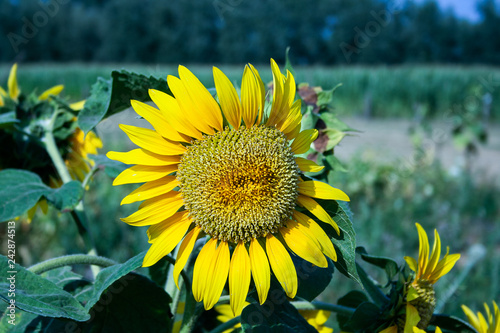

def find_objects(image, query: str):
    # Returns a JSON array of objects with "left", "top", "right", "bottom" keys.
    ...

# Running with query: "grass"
[{"left": 1, "top": 63, "right": 500, "bottom": 121}]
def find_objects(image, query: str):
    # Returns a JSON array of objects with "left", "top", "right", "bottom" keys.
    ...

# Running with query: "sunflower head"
[
  {"left": 108, "top": 59, "right": 349, "bottom": 314},
  {"left": 462, "top": 301, "right": 500, "bottom": 333},
  {"left": 403, "top": 223, "right": 460, "bottom": 329}
]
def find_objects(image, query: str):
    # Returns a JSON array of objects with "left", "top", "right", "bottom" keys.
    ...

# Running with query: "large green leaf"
[
  {"left": 431, "top": 314, "right": 478, "bottom": 332},
  {"left": 84, "top": 250, "right": 148, "bottom": 311},
  {"left": 313, "top": 199, "right": 360, "bottom": 284},
  {"left": 78, "top": 70, "right": 170, "bottom": 134},
  {"left": 44, "top": 181, "right": 84, "bottom": 212},
  {"left": 342, "top": 301, "right": 381, "bottom": 331},
  {"left": 0, "top": 256, "right": 89, "bottom": 321},
  {"left": 357, "top": 247, "right": 400, "bottom": 282},
  {"left": 336, "top": 290, "right": 369, "bottom": 329},
  {"left": 0, "top": 169, "right": 84, "bottom": 221},
  {"left": 241, "top": 283, "right": 316, "bottom": 333},
  {"left": 355, "top": 262, "right": 390, "bottom": 307},
  {"left": 292, "top": 255, "right": 334, "bottom": 302}
]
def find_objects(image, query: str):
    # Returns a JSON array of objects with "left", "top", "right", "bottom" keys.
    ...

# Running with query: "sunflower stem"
[
  {"left": 292, "top": 301, "right": 356, "bottom": 317},
  {"left": 208, "top": 316, "right": 241, "bottom": 333},
  {"left": 28, "top": 254, "right": 117, "bottom": 275},
  {"left": 42, "top": 109, "right": 97, "bottom": 256}
]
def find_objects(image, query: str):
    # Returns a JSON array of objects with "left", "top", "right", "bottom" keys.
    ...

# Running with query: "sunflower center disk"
[{"left": 177, "top": 126, "right": 299, "bottom": 243}]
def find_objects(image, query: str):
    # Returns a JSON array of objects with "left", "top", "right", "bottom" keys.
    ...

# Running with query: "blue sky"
[{"left": 436, "top": 0, "right": 481, "bottom": 20}]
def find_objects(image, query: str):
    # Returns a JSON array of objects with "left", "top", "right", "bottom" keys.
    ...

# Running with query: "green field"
[
  {"left": 2, "top": 63, "right": 500, "bottom": 121},
  {"left": 1, "top": 63, "right": 499, "bottom": 324}
]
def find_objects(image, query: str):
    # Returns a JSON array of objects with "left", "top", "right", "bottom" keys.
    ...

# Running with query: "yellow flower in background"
[
  {"left": 462, "top": 301, "right": 500, "bottom": 333},
  {"left": 7, "top": 63, "right": 20, "bottom": 100},
  {"left": 403, "top": 223, "right": 461, "bottom": 329},
  {"left": 215, "top": 302, "right": 250, "bottom": 333},
  {"left": 299, "top": 309, "right": 334, "bottom": 333},
  {"left": 108, "top": 59, "right": 349, "bottom": 314},
  {"left": 66, "top": 128, "right": 103, "bottom": 182}
]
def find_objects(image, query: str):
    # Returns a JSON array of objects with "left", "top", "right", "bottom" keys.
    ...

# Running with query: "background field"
[{"left": 1, "top": 64, "right": 499, "bottom": 322}]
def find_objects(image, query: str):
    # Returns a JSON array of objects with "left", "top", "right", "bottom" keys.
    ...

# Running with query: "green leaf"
[
  {"left": 148, "top": 256, "right": 171, "bottom": 288},
  {"left": 300, "top": 108, "right": 316, "bottom": 131},
  {"left": 336, "top": 290, "right": 369, "bottom": 329},
  {"left": 292, "top": 255, "right": 334, "bottom": 302},
  {"left": 314, "top": 199, "right": 360, "bottom": 285},
  {"left": 317, "top": 83, "right": 342, "bottom": 107},
  {"left": 0, "top": 256, "right": 90, "bottom": 321},
  {"left": 284, "top": 47, "right": 296, "bottom": 78},
  {"left": 430, "top": 314, "right": 478, "bottom": 332},
  {"left": 83, "top": 273, "right": 172, "bottom": 332},
  {"left": 324, "top": 154, "right": 348, "bottom": 173},
  {"left": 355, "top": 262, "right": 390, "bottom": 306},
  {"left": 241, "top": 283, "right": 316, "bottom": 333},
  {"left": 321, "top": 112, "right": 359, "bottom": 132},
  {"left": 322, "top": 128, "right": 347, "bottom": 150},
  {"left": 84, "top": 250, "right": 148, "bottom": 311},
  {"left": 44, "top": 181, "right": 83, "bottom": 211},
  {"left": 78, "top": 70, "right": 170, "bottom": 134},
  {"left": 90, "top": 154, "right": 128, "bottom": 178},
  {"left": 342, "top": 302, "right": 381, "bottom": 331},
  {"left": 357, "top": 247, "right": 400, "bottom": 281},
  {"left": 0, "top": 169, "right": 52, "bottom": 222},
  {"left": 0, "top": 111, "right": 18, "bottom": 127}
]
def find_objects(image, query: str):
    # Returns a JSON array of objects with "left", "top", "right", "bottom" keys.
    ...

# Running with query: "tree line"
[{"left": 1, "top": 0, "right": 500, "bottom": 65}]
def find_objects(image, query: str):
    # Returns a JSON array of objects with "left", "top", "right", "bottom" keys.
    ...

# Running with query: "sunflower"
[
  {"left": 403, "top": 223, "right": 460, "bottom": 329},
  {"left": 107, "top": 59, "right": 349, "bottom": 315},
  {"left": 462, "top": 301, "right": 500, "bottom": 333}
]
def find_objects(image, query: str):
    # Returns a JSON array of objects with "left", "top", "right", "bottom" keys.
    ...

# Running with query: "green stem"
[
  {"left": 208, "top": 316, "right": 241, "bottom": 333},
  {"left": 42, "top": 110, "right": 97, "bottom": 254},
  {"left": 292, "top": 301, "right": 356, "bottom": 317},
  {"left": 28, "top": 254, "right": 117, "bottom": 275}
]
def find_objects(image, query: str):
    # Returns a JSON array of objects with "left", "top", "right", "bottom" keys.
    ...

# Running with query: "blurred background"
[{"left": 1, "top": 0, "right": 499, "bottom": 323}]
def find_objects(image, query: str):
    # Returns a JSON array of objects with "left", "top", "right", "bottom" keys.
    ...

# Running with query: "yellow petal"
[
  {"left": 461, "top": 305, "right": 481, "bottom": 331},
  {"left": 142, "top": 214, "right": 192, "bottom": 267},
  {"left": 266, "top": 59, "right": 287, "bottom": 127},
  {"left": 298, "top": 181, "right": 350, "bottom": 202},
  {"left": 204, "top": 241, "right": 230, "bottom": 310},
  {"left": 415, "top": 223, "right": 429, "bottom": 277},
  {"left": 178, "top": 65, "right": 223, "bottom": 132},
  {"left": 248, "top": 64, "right": 266, "bottom": 125},
  {"left": 107, "top": 149, "right": 181, "bottom": 166},
  {"left": 38, "top": 85, "right": 64, "bottom": 100},
  {"left": 295, "top": 157, "right": 324, "bottom": 173},
  {"left": 213, "top": 66, "right": 242, "bottom": 129},
  {"left": 131, "top": 100, "right": 190, "bottom": 143},
  {"left": 112, "top": 164, "right": 178, "bottom": 185},
  {"left": 119, "top": 124, "right": 186, "bottom": 156},
  {"left": 122, "top": 194, "right": 184, "bottom": 226},
  {"left": 428, "top": 252, "right": 460, "bottom": 284},
  {"left": 280, "top": 223, "right": 327, "bottom": 268},
  {"left": 280, "top": 100, "right": 302, "bottom": 134},
  {"left": 0, "top": 94, "right": 4, "bottom": 107},
  {"left": 70, "top": 100, "right": 86, "bottom": 110},
  {"left": 147, "top": 211, "right": 190, "bottom": 242},
  {"left": 296, "top": 195, "right": 339, "bottom": 234},
  {"left": 148, "top": 89, "right": 203, "bottom": 140},
  {"left": 265, "top": 234, "right": 297, "bottom": 299},
  {"left": 8, "top": 63, "right": 20, "bottom": 100},
  {"left": 293, "top": 211, "right": 337, "bottom": 261},
  {"left": 173, "top": 226, "right": 201, "bottom": 289},
  {"left": 249, "top": 238, "right": 270, "bottom": 304},
  {"left": 229, "top": 242, "right": 251, "bottom": 316},
  {"left": 241, "top": 65, "right": 263, "bottom": 127},
  {"left": 291, "top": 129, "right": 318, "bottom": 154},
  {"left": 120, "top": 176, "right": 179, "bottom": 205},
  {"left": 0, "top": 86, "right": 7, "bottom": 97},
  {"left": 193, "top": 238, "right": 217, "bottom": 302},
  {"left": 273, "top": 71, "right": 296, "bottom": 129},
  {"left": 423, "top": 228, "right": 442, "bottom": 278},
  {"left": 404, "top": 256, "right": 418, "bottom": 273},
  {"left": 168, "top": 74, "right": 215, "bottom": 135}
]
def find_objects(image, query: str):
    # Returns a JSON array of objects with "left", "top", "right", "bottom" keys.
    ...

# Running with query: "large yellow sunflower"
[{"left": 107, "top": 59, "right": 349, "bottom": 315}]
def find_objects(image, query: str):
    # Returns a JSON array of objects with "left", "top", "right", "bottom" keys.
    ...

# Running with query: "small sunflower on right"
[{"left": 462, "top": 301, "right": 500, "bottom": 333}]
